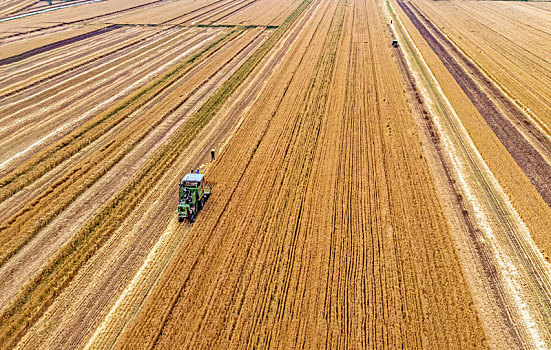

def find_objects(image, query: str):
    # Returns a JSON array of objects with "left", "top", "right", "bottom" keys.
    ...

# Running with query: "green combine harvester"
[{"left": 177, "top": 173, "right": 211, "bottom": 222}]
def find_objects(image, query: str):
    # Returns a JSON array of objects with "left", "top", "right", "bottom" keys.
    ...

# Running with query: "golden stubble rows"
[{"left": 116, "top": 0, "right": 486, "bottom": 348}]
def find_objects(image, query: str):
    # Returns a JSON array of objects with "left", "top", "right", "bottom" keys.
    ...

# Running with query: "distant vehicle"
[
  {"left": 177, "top": 173, "right": 211, "bottom": 222},
  {"left": 392, "top": 39, "right": 399, "bottom": 48}
]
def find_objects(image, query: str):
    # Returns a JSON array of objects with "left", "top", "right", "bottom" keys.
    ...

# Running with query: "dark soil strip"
[
  {"left": 398, "top": 0, "right": 551, "bottom": 207},
  {"left": 0, "top": 24, "right": 121, "bottom": 67},
  {"left": 0, "top": 0, "right": 96, "bottom": 21},
  {"left": 409, "top": 3, "right": 551, "bottom": 160}
]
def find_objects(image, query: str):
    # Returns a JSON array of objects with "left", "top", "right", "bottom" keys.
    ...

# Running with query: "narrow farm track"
[
  {"left": 13, "top": 29, "right": 273, "bottom": 350},
  {"left": 86, "top": 0, "right": 323, "bottom": 346},
  {"left": 406, "top": 0, "right": 551, "bottom": 128},
  {"left": 0, "top": 28, "right": 244, "bottom": 270},
  {"left": 0, "top": 0, "right": 174, "bottom": 39},
  {"left": 4, "top": 0, "right": 551, "bottom": 348},
  {"left": 0, "top": 0, "right": 34, "bottom": 18},
  {"left": 0, "top": 28, "right": 221, "bottom": 168},
  {"left": 118, "top": 0, "right": 485, "bottom": 348}
]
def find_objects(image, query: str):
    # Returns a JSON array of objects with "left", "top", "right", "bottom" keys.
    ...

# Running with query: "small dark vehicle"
[
  {"left": 177, "top": 173, "right": 211, "bottom": 222},
  {"left": 392, "top": 39, "right": 399, "bottom": 48}
]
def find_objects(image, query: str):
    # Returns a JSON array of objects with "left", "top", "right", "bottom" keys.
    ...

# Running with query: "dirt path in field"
[
  {"left": 0, "top": 29, "right": 233, "bottom": 268},
  {"left": 0, "top": 0, "right": 34, "bottom": 19},
  {"left": 116, "top": 0, "right": 486, "bottom": 348},
  {"left": 0, "top": 0, "right": 173, "bottom": 39},
  {"left": 0, "top": 27, "right": 223, "bottom": 172},
  {"left": 388, "top": 0, "right": 551, "bottom": 347}
]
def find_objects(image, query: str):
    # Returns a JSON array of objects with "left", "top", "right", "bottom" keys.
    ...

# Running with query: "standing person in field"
[{"left": 211, "top": 148, "right": 215, "bottom": 162}]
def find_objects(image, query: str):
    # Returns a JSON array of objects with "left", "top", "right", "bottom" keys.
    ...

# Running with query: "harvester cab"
[{"left": 177, "top": 173, "right": 211, "bottom": 222}]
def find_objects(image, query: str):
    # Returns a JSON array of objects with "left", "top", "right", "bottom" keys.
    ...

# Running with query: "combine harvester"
[{"left": 177, "top": 172, "right": 211, "bottom": 222}]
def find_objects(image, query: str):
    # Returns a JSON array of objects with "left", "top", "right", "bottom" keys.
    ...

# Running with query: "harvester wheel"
[
  {"left": 178, "top": 216, "right": 183, "bottom": 223},
  {"left": 200, "top": 197, "right": 205, "bottom": 209},
  {"left": 190, "top": 213, "right": 196, "bottom": 223}
]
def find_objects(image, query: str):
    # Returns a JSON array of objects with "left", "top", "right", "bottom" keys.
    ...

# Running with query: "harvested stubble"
[
  {"left": 0, "top": 29, "right": 243, "bottom": 267},
  {"left": 0, "top": 28, "right": 234, "bottom": 201},
  {"left": 0, "top": 0, "right": 313, "bottom": 347},
  {"left": 408, "top": 0, "right": 551, "bottom": 127},
  {"left": 117, "top": 0, "right": 486, "bottom": 348}
]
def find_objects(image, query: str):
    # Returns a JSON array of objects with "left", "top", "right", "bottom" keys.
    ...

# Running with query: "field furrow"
[
  {"left": 12, "top": 29, "right": 273, "bottom": 350},
  {"left": 398, "top": 1, "right": 551, "bottom": 208},
  {"left": 387, "top": 0, "right": 551, "bottom": 346},
  {"left": 0, "top": 1, "right": 313, "bottom": 347}
]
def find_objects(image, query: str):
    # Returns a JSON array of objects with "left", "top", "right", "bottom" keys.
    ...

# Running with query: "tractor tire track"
[
  {"left": 0, "top": 28, "right": 210, "bottom": 161},
  {"left": 117, "top": 0, "right": 485, "bottom": 348},
  {"left": 0, "top": 0, "right": 312, "bottom": 346},
  {"left": 85, "top": 9, "right": 302, "bottom": 345},
  {"left": 0, "top": 28, "right": 264, "bottom": 314},
  {"left": 12, "top": 29, "right": 269, "bottom": 350},
  {"left": 0, "top": 0, "right": 171, "bottom": 40},
  {"left": 0, "top": 29, "right": 240, "bottom": 270}
]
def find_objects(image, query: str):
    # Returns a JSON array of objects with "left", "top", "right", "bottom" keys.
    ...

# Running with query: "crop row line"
[
  {"left": 0, "top": 28, "right": 198, "bottom": 128},
  {"left": 0, "top": 0, "right": 254, "bottom": 97},
  {"left": 0, "top": 25, "right": 121, "bottom": 67},
  {"left": 108, "top": 23, "right": 279, "bottom": 29},
  {"left": 0, "top": 0, "right": 170, "bottom": 40},
  {"left": 119, "top": 0, "right": 342, "bottom": 346},
  {"left": 0, "top": 26, "right": 168, "bottom": 99}
]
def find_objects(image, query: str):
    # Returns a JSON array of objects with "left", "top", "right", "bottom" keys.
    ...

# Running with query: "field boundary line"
[{"left": 407, "top": 2, "right": 551, "bottom": 141}]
